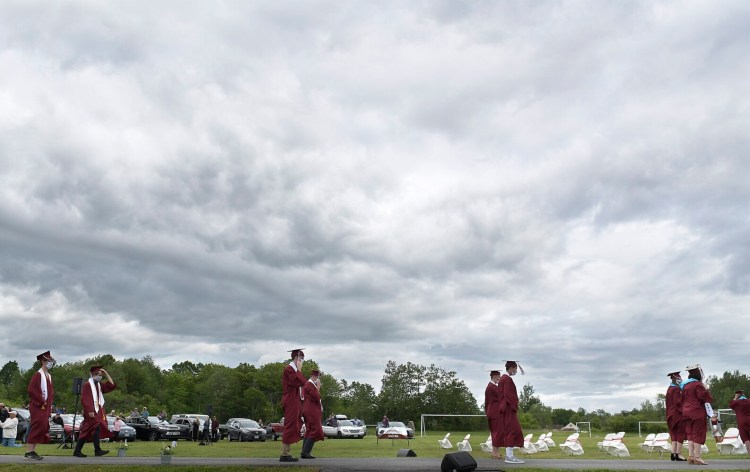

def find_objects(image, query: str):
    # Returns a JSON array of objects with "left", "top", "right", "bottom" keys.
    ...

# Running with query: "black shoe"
[
  {"left": 24, "top": 452, "right": 43, "bottom": 460},
  {"left": 73, "top": 452, "right": 87, "bottom": 458},
  {"left": 95, "top": 450, "right": 110, "bottom": 456},
  {"left": 300, "top": 453, "right": 316, "bottom": 459},
  {"left": 675, "top": 455, "right": 687, "bottom": 461},
  {"left": 670, "top": 453, "right": 676, "bottom": 461},
  {"left": 279, "top": 455, "right": 299, "bottom": 462}
]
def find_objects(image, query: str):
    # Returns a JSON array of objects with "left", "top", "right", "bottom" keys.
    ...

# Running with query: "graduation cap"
[
  {"left": 288, "top": 348, "right": 305, "bottom": 359},
  {"left": 310, "top": 369, "right": 320, "bottom": 376},
  {"left": 36, "top": 351, "right": 54, "bottom": 362},
  {"left": 667, "top": 371, "right": 681, "bottom": 378},
  {"left": 90, "top": 365, "right": 104, "bottom": 374}
]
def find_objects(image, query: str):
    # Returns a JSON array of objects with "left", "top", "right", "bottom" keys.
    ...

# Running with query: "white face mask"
[
  {"left": 45, "top": 361, "right": 54, "bottom": 369},
  {"left": 93, "top": 375, "right": 103, "bottom": 382}
]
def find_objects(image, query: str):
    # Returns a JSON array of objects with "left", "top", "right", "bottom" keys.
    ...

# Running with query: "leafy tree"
[{"left": 519, "top": 383, "right": 541, "bottom": 413}]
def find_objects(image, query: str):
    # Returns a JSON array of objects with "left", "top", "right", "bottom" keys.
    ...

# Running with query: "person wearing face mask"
[
  {"left": 73, "top": 365, "right": 116, "bottom": 458},
  {"left": 498, "top": 360, "right": 525, "bottom": 464},
  {"left": 665, "top": 371, "right": 687, "bottom": 461},
  {"left": 25, "top": 351, "right": 56, "bottom": 460},
  {"left": 485, "top": 370, "right": 504, "bottom": 459},
  {"left": 279, "top": 348, "right": 307, "bottom": 462},
  {"left": 301, "top": 369, "right": 324, "bottom": 459},
  {"left": 681, "top": 364, "right": 713, "bottom": 465}
]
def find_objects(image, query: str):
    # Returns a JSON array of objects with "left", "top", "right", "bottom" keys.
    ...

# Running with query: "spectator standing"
[
  {"left": 381, "top": 414, "right": 389, "bottom": 427},
  {"left": 112, "top": 416, "right": 124, "bottom": 439},
  {"left": 0, "top": 411, "right": 21, "bottom": 447},
  {"left": 192, "top": 417, "right": 200, "bottom": 441},
  {"left": 211, "top": 416, "right": 219, "bottom": 441},
  {"left": 665, "top": 371, "right": 687, "bottom": 461},
  {"left": 279, "top": 348, "right": 307, "bottom": 462},
  {"left": 729, "top": 390, "right": 750, "bottom": 456},
  {"left": 202, "top": 415, "right": 210, "bottom": 442},
  {"left": 140, "top": 406, "right": 149, "bottom": 419},
  {"left": 681, "top": 364, "right": 714, "bottom": 465},
  {"left": 485, "top": 369, "right": 504, "bottom": 459},
  {"left": 158, "top": 410, "right": 167, "bottom": 421},
  {"left": 0, "top": 403, "right": 8, "bottom": 442},
  {"left": 301, "top": 369, "right": 324, "bottom": 459},
  {"left": 25, "top": 350, "right": 55, "bottom": 460},
  {"left": 129, "top": 408, "right": 139, "bottom": 418},
  {"left": 499, "top": 360, "right": 525, "bottom": 464},
  {"left": 74, "top": 365, "right": 116, "bottom": 457}
]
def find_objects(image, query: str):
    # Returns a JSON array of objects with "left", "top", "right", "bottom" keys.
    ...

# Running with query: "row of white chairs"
[
  {"left": 439, "top": 432, "right": 558, "bottom": 454},
  {"left": 442, "top": 428, "right": 748, "bottom": 457}
]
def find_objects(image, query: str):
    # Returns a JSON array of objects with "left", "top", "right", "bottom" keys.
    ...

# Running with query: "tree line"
[
  {"left": 0, "top": 355, "right": 479, "bottom": 427},
  {"left": 1, "top": 355, "right": 746, "bottom": 432}
]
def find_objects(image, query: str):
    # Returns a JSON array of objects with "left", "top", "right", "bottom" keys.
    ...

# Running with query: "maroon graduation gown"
[
  {"left": 26, "top": 370, "right": 54, "bottom": 444},
  {"left": 498, "top": 374, "right": 523, "bottom": 447},
  {"left": 485, "top": 381, "right": 503, "bottom": 447},
  {"left": 281, "top": 364, "right": 307, "bottom": 444},
  {"left": 302, "top": 380, "right": 325, "bottom": 441},
  {"left": 78, "top": 380, "right": 116, "bottom": 440}
]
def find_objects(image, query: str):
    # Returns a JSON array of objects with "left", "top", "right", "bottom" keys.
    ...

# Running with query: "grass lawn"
[{"left": 0, "top": 429, "right": 746, "bottom": 471}]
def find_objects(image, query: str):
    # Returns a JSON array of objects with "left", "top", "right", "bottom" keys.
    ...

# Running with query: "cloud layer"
[{"left": 1, "top": 1, "right": 749, "bottom": 412}]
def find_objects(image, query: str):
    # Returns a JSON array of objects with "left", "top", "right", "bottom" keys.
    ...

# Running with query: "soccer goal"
[
  {"left": 717, "top": 409, "right": 737, "bottom": 430},
  {"left": 575, "top": 421, "right": 592, "bottom": 437},
  {"left": 419, "top": 414, "right": 486, "bottom": 437}
]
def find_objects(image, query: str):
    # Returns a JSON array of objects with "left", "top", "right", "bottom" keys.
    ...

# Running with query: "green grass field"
[{"left": 0, "top": 429, "right": 746, "bottom": 471}]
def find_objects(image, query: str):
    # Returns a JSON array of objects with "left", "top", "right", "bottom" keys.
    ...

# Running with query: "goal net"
[{"left": 717, "top": 409, "right": 737, "bottom": 431}]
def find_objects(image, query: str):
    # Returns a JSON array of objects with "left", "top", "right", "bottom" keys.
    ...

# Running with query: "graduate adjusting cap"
[
  {"left": 288, "top": 348, "right": 305, "bottom": 359},
  {"left": 504, "top": 360, "right": 525, "bottom": 375},
  {"left": 90, "top": 365, "right": 104, "bottom": 374},
  {"left": 36, "top": 351, "right": 54, "bottom": 361}
]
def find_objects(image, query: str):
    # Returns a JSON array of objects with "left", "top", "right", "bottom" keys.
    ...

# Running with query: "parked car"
[
  {"left": 170, "top": 417, "right": 199, "bottom": 440},
  {"left": 376, "top": 421, "right": 414, "bottom": 439},
  {"left": 226, "top": 418, "right": 266, "bottom": 442},
  {"left": 125, "top": 416, "right": 181, "bottom": 441},
  {"left": 107, "top": 416, "right": 137, "bottom": 441},
  {"left": 323, "top": 418, "right": 366, "bottom": 439},
  {"left": 265, "top": 420, "right": 283, "bottom": 441},
  {"left": 349, "top": 418, "right": 367, "bottom": 436},
  {"left": 59, "top": 413, "right": 83, "bottom": 437},
  {"left": 48, "top": 418, "right": 64, "bottom": 443}
]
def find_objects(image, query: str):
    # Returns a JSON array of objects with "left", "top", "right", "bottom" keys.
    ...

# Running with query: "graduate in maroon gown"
[
  {"left": 498, "top": 360, "right": 525, "bottom": 464},
  {"left": 301, "top": 369, "right": 324, "bottom": 459},
  {"left": 681, "top": 364, "right": 713, "bottom": 465},
  {"left": 729, "top": 390, "right": 750, "bottom": 455},
  {"left": 74, "top": 365, "right": 117, "bottom": 457},
  {"left": 484, "top": 370, "right": 503, "bottom": 459},
  {"left": 25, "top": 350, "right": 55, "bottom": 460},
  {"left": 665, "top": 371, "right": 687, "bottom": 461},
  {"left": 280, "top": 348, "right": 307, "bottom": 462}
]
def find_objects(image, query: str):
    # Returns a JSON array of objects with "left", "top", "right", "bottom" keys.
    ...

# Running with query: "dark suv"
[{"left": 125, "top": 416, "right": 181, "bottom": 441}]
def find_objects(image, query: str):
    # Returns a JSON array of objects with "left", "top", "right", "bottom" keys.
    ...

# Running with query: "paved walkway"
[{"left": 1, "top": 455, "right": 749, "bottom": 470}]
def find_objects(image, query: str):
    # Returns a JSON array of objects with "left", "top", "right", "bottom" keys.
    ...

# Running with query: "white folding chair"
[
  {"left": 533, "top": 433, "right": 549, "bottom": 452},
  {"left": 560, "top": 432, "right": 584, "bottom": 455},
  {"left": 438, "top": 432, "right": 452, "bottom": 449},
  {"left": 457, "top": 434, "right": 472, "bottom": 452},
  {"left": 717, "top": 428, "right": 748, "bottom": 455},
  {"left": 479, "top": 435, "right": 493, "bottom": 453}
]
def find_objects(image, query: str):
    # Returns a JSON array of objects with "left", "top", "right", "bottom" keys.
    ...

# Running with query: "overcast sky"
[{"left": 1, "top": 1, "right": 748, "bottom": 414}]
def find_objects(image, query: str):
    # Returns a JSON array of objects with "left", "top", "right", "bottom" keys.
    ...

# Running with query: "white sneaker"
[{"left": 504, "top": 456, "right": 525, "bottom": 464}]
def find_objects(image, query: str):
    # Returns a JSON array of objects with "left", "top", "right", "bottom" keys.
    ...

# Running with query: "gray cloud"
[{"left": 1, "top": 0, "right": 748, "bottom": 412}]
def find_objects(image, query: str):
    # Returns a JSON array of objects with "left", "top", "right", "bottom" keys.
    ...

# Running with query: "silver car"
[{"left": 322, "top": 419, "right": 366, "bottom": 439}]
